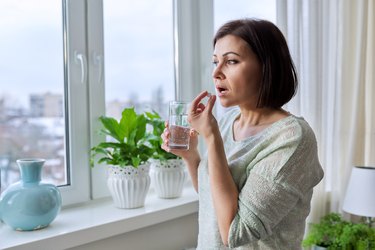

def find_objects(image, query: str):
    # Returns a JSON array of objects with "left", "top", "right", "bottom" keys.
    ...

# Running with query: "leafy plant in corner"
[
  {"left": 145, "top": 110, "right": 180, "bottom": 161},
  {"left": 303, "top": 213, "right": 349, "bottom": 249},
  {"left": 303, "top": 212, "right": 375, "bottom": 249},
  {"left": 90, "top": 107, "right": 154, "bottom": 168},
  {"left": 339, "top": 223, "right": 375, "bottom": 250}
]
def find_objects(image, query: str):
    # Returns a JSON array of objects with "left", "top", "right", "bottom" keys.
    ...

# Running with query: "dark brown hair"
[{"left": 213, "top": 19, "right": 298, "bottom": 108}]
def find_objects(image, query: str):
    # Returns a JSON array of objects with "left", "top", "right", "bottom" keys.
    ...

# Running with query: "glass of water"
[{"left": 168, "top": 101, "right": 190, "bottom": 150}]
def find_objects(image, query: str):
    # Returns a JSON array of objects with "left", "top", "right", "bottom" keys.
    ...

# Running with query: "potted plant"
[
  {"left": 90, "top": 107, "right": 154, "bottom": 209},
  {"left": 303, "top": 213, "right": 375, "bottom": 250},
  {"left": 145, "top": 111, "right": 186, "bottom": 199}
]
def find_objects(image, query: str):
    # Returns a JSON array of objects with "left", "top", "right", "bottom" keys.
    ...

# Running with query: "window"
[
  {"left": 0, "top": 0, "right": 276, "bottom": 205},
  {"left": 0, "top": 0, "right": 90, "bottom": 205},
  {"left": 0, "top": 0, "right": 67, "bottom": 190}
]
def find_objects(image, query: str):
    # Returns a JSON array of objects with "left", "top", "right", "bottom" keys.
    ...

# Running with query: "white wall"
[{"left": 68, "top": 213, "right": 198, "bottom": 250}]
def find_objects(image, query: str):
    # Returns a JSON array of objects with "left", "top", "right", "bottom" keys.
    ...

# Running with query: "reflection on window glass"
[
  {"left": 0, "top": 0, "right": 67, "bottom": 192},
  {"left": 103, "top": 0, "right": 174, "bottom": 120}
]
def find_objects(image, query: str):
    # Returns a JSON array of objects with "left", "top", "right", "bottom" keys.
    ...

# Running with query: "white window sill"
[{"left": 0, "top": 186, "right": 198, "bottom": 250}]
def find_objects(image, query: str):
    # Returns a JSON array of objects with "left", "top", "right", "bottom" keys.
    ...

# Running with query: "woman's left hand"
[{"left": 188, "top": 90, "right": 218, "bottom": 139}]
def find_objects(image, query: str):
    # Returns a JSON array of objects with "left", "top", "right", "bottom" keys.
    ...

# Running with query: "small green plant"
[
  {"left": 90, "top": 107, "right": 154, "bottom": 168},
  {"left": 339, "top": 223, "right": 375, "bottom": 250},
  {"left": 303, "top": 213, "right": 349, "bottom": 248},
  {"left": 303, "top": 213, "right": 375, "bottom": 249},
  {"left": 145, "top": 110, "right": 180, "bottom": 161}
]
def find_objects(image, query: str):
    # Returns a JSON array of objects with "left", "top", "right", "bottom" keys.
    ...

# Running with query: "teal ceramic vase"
[{"left": 0, "top": 158, "right": 62, "bottom": 231}]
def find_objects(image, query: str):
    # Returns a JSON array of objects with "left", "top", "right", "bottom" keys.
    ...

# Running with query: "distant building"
[
  {"left": 30, "top": 93, "right": 63, "bottom": 117},
  {"left": 0, "top": 96, "right": 25, "bottom": 121}
]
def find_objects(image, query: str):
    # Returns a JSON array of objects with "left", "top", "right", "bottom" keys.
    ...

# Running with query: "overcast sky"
[{"left": 0, "top": 0, "right": 275, "bottom": 108}]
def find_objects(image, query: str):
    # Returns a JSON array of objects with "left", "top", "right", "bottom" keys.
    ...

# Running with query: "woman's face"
[{"left": 212, "top": 35, "right": 262, "bottom": 108}]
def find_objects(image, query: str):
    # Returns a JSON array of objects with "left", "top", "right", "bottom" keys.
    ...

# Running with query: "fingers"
[
  {"left": 161, "top": 142, "right": 170, "bottom": 152},
  {"left": 161, "top": 130, "right": 167, "bottom": 142},
  {"left": 161, "top": 121, "right": 170, "bottom": 151},
  {"left": 196, "top": 103, "right": 205, "bottom": 113},
  {"left": 190, "top": 91, "right": 209, "bottom": 113},
  {"left": 205, "top": 95, "right": 216, "bottom": 114},
  {"left": 190, "top": 129, "right": 199, "bottom": 137},
  {"left": 161, "top": 120, "right": 172, "bottom": 140},
  {"left": 190, "top": 91, "right": 217, "bottom": 117},
  {"left": 161, "top": 133, "right": 173, "bottom": 153}
]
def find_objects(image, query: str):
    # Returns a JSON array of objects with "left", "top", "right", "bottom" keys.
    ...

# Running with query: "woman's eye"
[
  {"left": 227, "top": 60, "right": 238, "bottom": 65},
  {"left": 212, "top": 61, "right": 218, "bottom": 66}
]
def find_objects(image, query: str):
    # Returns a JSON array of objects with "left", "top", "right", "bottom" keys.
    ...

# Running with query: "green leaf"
[
  {"left": 131, "top": 157, "right": 141, "bottom": 167},
  {"left": 95, "top": 142, "right": 122, "bottom": 149},
  {"left": 128, "top": 130, "right": 137, "bottom": 146},
  {"left": 145, "top": 110, "right": 161, "bottom": 120},
  {"left": 99, "top": 116, "right": 124, "bottom": 142},
  {"left": 98, "top": 157, "right": 114, "bottom": 164},
  {"left": 135, "top": 114, "right": 147, "bottom": 142},
  {"left": 120, "top": 108, "right": 137, "bottom": 139}
]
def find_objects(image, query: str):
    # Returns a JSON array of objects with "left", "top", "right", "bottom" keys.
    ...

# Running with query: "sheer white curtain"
[{"left": 276, "top": 0, "right": 375, "bottom": 223}]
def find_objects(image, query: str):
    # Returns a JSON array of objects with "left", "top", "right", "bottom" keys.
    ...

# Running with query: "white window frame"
[
  {"left": 87, "top": 0, "right": 107, "bottom": 199},
  {"left": 59, "top": 0, "right": 91, "bottom": 205}
]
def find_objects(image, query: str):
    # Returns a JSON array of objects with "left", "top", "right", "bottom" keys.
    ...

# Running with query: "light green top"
[{"left": 196, "top": 108, "right": 324, "bottom": 250}]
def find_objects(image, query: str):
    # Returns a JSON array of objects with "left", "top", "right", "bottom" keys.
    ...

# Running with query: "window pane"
[
  {"left": 103, "top": 0, "right": 174, "bottom": 120},
  {"left": 0, "top": 0, "right": 67, "bottom": 192}
]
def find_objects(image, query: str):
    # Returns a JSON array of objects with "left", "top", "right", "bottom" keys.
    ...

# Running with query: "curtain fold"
[{"left": 277, "top": 0, "right": 375, "bottom": 223}]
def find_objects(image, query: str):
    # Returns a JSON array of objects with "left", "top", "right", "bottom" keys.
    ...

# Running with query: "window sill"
[{"left": 0, "top": 186, "right": 198, "bottom": 250}]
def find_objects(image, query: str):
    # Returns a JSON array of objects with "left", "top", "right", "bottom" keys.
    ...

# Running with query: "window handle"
[
  {"left": 74, "top": 51, "right": 87, "bottom": 84},
  {"left": 93, "top": 51, "right": 103, "bottom": 84}
]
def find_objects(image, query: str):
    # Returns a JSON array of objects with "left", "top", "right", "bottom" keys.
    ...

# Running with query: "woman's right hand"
[
  {"left": 161, "top": 121, "right": 200, "bottom": 161},
  {"left": 162, "top": 121, "right": 201, "bottom": 192}
]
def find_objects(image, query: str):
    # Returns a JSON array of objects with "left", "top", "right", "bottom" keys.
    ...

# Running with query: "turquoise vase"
[{"left": 0, "top": 158, "right": 62, "bottom": 231}]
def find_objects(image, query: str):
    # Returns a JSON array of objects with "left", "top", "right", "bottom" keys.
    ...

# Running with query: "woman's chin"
[{"left": 218, "top": 98, "right": 233, "bottom": 108}]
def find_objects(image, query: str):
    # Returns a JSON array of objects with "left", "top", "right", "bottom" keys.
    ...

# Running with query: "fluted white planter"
[
  {"left": 150, "top": 159, "right": 186, "bottom": 199},
  {"left": 107, "top": 164, "right": 150, "bottom": 209}
]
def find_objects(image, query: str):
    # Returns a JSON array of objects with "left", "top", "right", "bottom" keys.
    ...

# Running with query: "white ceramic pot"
[
  {"left": 150, "top": 159, "right": 186, "bottom": 199},
  {"left": 107, "top": 164, "right": 150, "bottom": 209}
]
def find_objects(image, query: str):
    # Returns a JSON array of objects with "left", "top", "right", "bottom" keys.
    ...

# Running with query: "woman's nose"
[{"left": 212, "top": 64, "right": 224, "bottom": 80}]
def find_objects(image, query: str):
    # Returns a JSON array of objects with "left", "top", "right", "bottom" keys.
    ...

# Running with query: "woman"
[{"left": 162, "top": 19, "right": 324, "bottom": 250}]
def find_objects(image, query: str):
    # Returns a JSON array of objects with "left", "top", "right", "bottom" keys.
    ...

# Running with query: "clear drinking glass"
[{"left": 168, "top": 101, "right": 190, "bottom": 150}]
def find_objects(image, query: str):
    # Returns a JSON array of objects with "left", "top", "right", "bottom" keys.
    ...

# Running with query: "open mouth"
[{"left": 216, "top": 86, "right": 228, "bottom": 95}]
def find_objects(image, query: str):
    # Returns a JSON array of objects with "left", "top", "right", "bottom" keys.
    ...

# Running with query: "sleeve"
[{"left": 227, "top": 122, "right": 323, "bottom": 248}]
